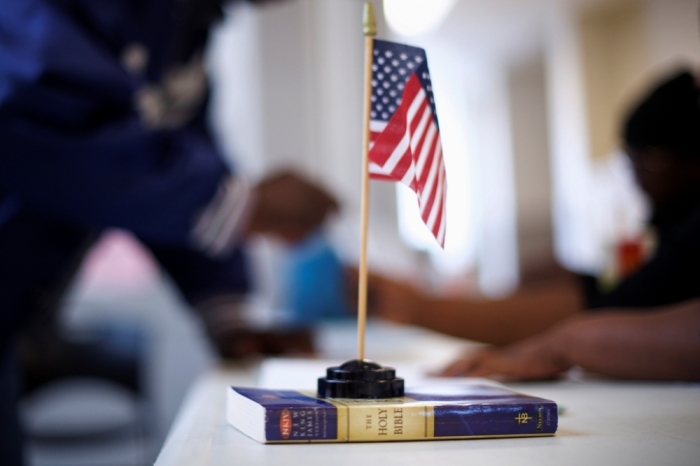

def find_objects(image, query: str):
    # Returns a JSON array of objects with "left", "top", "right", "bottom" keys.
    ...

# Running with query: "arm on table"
[
  {"left": 366, "top": 273, "right": 582, "bottom": 346},
  {"left": 440, "top": 299, "right": 700, "bottom": 382}
]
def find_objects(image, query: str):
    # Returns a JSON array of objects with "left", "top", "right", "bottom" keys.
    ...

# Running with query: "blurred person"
[
  {"left": 366, "top": 70, "right": 700, "bottom": 379},
  {"left": 0, "top": 0, "right": 337, "bottom": 463}
]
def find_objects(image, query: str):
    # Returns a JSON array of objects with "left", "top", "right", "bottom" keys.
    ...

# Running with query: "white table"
[{"left": 155, "top": 320, "right": 700, "bottom": 466}]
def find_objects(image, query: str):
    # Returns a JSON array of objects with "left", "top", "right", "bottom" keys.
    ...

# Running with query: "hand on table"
[
  {"left": 198, "top": 296, "right": 316, "bottom": 360},
  {"left": 438, "top": 333, "right": 571, "bottom": 382},
  {"left": 212, "top": 328, "right": 316, "bottom": 360}
]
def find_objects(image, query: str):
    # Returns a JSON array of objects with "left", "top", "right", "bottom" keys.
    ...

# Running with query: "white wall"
[
  {"left": 508, "top": 53, "right": 555, "bottom": 276},
  {"left": 646, "top": 0, "right": 700, "bottom": 73},
  {"left": 209, "top": 0, "right": 421, "bottom": 289}
]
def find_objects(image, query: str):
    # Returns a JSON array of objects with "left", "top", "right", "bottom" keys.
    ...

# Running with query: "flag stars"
[
  {"left": 371, "top": 42, "right": 435, "bottom": 125},
  {"left": 371, "top": 111, "right": 377, "bottom": 118}
]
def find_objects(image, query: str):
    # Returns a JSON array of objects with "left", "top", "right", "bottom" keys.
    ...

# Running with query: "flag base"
[{"left": 317, "top": 359, "right": 404, "bottom": 399}]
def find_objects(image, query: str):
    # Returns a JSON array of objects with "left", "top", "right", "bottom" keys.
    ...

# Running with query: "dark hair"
[{"left": 623, "top": 70, "right": 700, "bottom": 158}]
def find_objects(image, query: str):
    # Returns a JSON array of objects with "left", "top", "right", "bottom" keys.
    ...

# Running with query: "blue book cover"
[{"left": 227, "top": 383, "right": 557, "bottom": 443}]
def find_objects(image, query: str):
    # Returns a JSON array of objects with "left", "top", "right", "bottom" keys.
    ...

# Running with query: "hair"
[{"left": 623, "top": 70, "right": 700, "bottom": 159}]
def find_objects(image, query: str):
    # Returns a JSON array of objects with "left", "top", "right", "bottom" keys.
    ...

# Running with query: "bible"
[{"left": 227, "top": 382, "right": 557, "bottom": 443}]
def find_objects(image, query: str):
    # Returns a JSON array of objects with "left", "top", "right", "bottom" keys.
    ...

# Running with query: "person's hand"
[
  {"left": 197, "top": 295, "right": 315, "bottom": 360},
  {"left": 437, "top": 333, "right": 571, "bottom": 382},
  {"left": 247, "top": 171, "right": 339, "bottom": 243},
  {"left": 212, "top": 328, "right": 316, "bottom": 360}
]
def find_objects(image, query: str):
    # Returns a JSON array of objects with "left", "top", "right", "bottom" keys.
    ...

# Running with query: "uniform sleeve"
[
  {"left": 145, "top": 242, "right": 252, "bottom": 305},
  {"left": 0, "top": 0, "right": 229, "bottom": 247}
]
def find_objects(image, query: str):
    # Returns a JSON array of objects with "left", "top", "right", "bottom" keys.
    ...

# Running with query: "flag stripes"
[{"left": 368, "top": 63, "right": 446, "bottom": 247}]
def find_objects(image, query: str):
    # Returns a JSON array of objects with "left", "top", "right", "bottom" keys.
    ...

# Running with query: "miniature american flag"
[{"left": 368, "top": 39, "right": 446, "bottom": 247}]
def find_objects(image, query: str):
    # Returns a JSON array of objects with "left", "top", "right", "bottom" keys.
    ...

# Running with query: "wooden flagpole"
[{"left": 357, "top": 2, "right": 376, "bottom": 362}]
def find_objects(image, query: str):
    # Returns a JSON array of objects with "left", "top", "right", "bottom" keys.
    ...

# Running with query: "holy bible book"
[{"left": 227, "top": 383, "right": 558, "bottom": 443}]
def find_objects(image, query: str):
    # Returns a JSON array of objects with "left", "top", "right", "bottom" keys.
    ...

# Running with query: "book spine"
[{"left": 264, "top": 401, "right": 557, "bottom": 442}]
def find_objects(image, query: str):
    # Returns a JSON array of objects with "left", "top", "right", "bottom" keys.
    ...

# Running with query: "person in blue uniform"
[
  {"left": 365, "top": 70, "right": 700, "bottom": 381},
  {"left": 0, "top": 1, "right": 337, "bottom": 463}
]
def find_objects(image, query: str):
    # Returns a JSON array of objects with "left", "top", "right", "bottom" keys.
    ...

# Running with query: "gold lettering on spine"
[
  {"left": 377, "top": 408, "right": 388, "bottom": 435},
  {"left": 334, "top": 397, "right": 431, "bottom": 441},
  {"left": 394, "top": 408, "right": 403, "bottom": 435}
]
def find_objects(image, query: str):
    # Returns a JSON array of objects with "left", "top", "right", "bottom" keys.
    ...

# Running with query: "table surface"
[{"left": 155, "top": 320, "right": 700, "bottom": 466}]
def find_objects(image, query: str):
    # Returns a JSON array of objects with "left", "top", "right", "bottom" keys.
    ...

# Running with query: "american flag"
[{"left": 368, "top": 39, "right": 446, "bottom": 247}]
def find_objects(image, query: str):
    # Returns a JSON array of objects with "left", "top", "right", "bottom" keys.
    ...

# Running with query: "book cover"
[{"left": 227, "top": 383, "right": 557, "bottom": 443}]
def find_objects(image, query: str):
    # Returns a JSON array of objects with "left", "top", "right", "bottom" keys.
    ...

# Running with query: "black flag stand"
[{"left": 318, "top": 359, "right": 404, "bottom": 399}]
